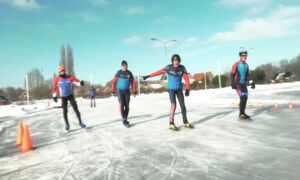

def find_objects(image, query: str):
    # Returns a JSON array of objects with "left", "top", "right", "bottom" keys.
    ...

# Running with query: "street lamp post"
[
  {"left": 150, "top": 38, "right": 177, "bottom": 82},
  {"left": 204, "top": 72, "right": 207, "bottom": 90},
  {"left": 25, "top": 73, "right": 30, "bottom": 105},
  {"left": 90, "top": 73, "right": 93, "bottom": 86},
  {"left": 150, "top": 38, "right": 177, "bottom": 62},
  {"left": 218, "top": 60, "right": 222, "bottom": 89}
]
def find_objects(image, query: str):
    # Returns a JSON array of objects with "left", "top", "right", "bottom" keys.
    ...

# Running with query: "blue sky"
[{"left": 1, "top": 0, "right": 300, "bottom": 88}]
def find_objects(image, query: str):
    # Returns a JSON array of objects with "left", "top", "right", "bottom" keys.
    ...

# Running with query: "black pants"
[
  {"left": 168, "top": 90, "right": 187, "bottom": 124},
  {"left": 240, "top": 96, "right": 248, "bottom": 115},
  {"left": 61, "top": 95, "right": 82, "bottom": 125},
  {"left": 117, "top": 90, "right": 130, "bottom": 121},
  {"left": 236, "top": 85, "right": 248, "bottom": 115},
  {"left": 90, "top": 96, "right": 96, "bottom": 107}
]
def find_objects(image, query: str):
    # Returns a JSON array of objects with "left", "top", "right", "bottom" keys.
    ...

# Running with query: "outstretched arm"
[
  {"left": 143, "top": 69, "right": 166, "bottom": 80},
  {"left": 70, "top": 76, "right": 81, "bottom": 86},
  {"left": 149, "top": 69, "right": 166, "bottom": 77}
]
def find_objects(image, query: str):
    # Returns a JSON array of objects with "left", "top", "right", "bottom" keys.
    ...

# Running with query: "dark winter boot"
[
  {"left": 79, "top": 122, "right": 86, "bottom": 128},
  {"left": 65, "top": 124, "right": 70, "bottom": 131}
]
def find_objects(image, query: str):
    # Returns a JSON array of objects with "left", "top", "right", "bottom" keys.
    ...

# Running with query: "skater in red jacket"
[{"left": 52, "top": 65, "right": 86, "bottom": 131}]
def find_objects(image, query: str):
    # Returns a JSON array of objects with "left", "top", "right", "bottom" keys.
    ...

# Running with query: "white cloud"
[
  {"left": 218, "top": 0, "right": 268, "bottom": 7},
  {"left": 171, "top": 37, "right": 201, "bottom": 48},
  {"left": 0, "top": 0, "right": 41, "bottom": 10},
  {"left": 211, "top": 19, "right": 288, "bottom": 41},
  {"left": 120, "top": 6, "right": 145, "bottom": 15},
  {"left": 271, "top": 5, "right": 300, "bottom": 20},
  {"left": 217, "top": 0, "right": 270, "bottom": 15},
  {"left": 122, "top": 35, "right": 142, "bottom": 45},
  {"left": 81, "top": 12, "right": 101, "bottom": 23},
  {"left": 184, "top": 37, "right": 200, "bottom": 45},
  {"left": 211, "top": 6, "right": 300, "bottom": 42}
]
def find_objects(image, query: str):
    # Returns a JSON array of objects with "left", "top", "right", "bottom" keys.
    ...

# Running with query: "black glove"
[
  {"left": 185, "top": 89, "right": 190, "bottom": 97},
  {"left": 53, "top": 97, "right": 58, "bottom": 103},
  {"left": 142, "top": 75, "right": 150, "bottom": 81},
  {"left": 231, "top": 84, "right": 236, "bottom": 89},
  {"left": 80, "top": 80, "right": 84, "bottom": 86},
  {"left": 249, "top": 80, "right": 256, "bottom": 89},
  {"left": 111, "top": 92, "right": 116, "bottom": 97}
]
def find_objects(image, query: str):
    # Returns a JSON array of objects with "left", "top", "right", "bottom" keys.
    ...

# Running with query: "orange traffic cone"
[
  {"left": 288, "top": 102, "right": 294, "bottom": 109},
  {"left": 273, "top": 103, "right": 280, "bottom": 110},
  {"left": 19, "top": 124, "right": 34, "bottom": 153},
  {"left": 15, "top": 121, "right": 24, "bottom": 146},
  {"left": 257, "top": 103, "right": 264, "bottom": 109}
]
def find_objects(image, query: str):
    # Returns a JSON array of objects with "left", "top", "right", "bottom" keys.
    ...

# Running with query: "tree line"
[{"left": 1, "top": 52, "right": 299, "bottom": 102}]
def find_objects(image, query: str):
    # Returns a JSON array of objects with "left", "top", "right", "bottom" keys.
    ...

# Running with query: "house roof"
[{"left": 193, "top": 72, "right": 214, "bottom": 81}]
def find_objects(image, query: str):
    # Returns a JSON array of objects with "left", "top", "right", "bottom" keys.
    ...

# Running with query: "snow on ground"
[{"left": 0, "top": 82, "right": 300, "bottom": 180}]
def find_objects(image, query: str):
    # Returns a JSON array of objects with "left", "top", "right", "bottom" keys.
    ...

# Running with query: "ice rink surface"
[{"left": 0, "top": 82, "right": 300, "bottom": 180}]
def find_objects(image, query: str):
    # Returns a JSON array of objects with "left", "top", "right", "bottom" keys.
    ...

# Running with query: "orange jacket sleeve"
[
  {"left": 111, "top": 77, "right": 118, "bottom": 93},
  {"left": 183, "top": 73, "right": 191, "bottom": 90},
  {"left": 231, "top": 62, "right": 238, "bottom": 85},
  {"left": 149, "top": 69, "right": 166, "bottom": 77},
  {"left": 52, "top": 77, "right": 59, "bottom": 97},
  {"left": 69, "top": 75, "right": 81, "bottom": 86},
  {"left": 130, "top": 79, "right": 137, "bottom": 92}
]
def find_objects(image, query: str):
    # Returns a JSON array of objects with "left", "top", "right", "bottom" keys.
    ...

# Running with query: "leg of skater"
[
  {"left": 69, "top": 95, "right": 86, "bottom": 127},
  {"left": 168, "top": 90, "right": 178, "bottom": 130},
  {"left": 61, "top": 97, "right": 70, "bottom": 130},
  {"left": 176, "top": 90, "right": 192, "bottom": 128},
  {"left": 124, "top": 90, "right": 130, "bottom": 122}
]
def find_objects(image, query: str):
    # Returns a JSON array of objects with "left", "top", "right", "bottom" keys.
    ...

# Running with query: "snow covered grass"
[{"left": 0, "top": 81, "right": 299, "bottom": 179}]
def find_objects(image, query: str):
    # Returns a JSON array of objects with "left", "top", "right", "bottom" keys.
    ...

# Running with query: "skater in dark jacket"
[
  {"left": 111, "top": 60, "right": 137, "bottom": 127},
  {"left": 143, "top": 54, "right": 192, "bottom": 130},
  {"left": 231, "top": 48, "right": 255, "bottom": 120},
  {"left": 52, "top": 65, "right": 86, "bottom": 131},
  {"left": 90, "top": 86, "right": 96, "bottom": 108}
]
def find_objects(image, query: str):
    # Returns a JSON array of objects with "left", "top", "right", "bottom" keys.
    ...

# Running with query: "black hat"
[
  {"left": 121, "top": 60, "right": 128, "bottom": 66},
  {"left": 171, "top": 54, "right": 181, "bottom": 63},
  {"left": 239, "top": 48, "right": 248, "bottom": 56}
]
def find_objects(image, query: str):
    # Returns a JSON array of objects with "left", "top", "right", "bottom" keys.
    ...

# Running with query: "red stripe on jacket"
[
  {"left": 130, "top": 79, "right": 137, "bottom": 92},
  {"left": 111, "top": 77, "right": 118, "bottom": 93},
  {"left": 183, "top": 73, "right": 191, "bottom": 90},
  {"left": 52, "top": 75, "right": 80, "bottom": 97}
]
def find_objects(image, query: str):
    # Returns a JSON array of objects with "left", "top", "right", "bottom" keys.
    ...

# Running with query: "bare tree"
[
  {"left": 60, "top": 44, "right": 66, "bottom": 72},
  {"left": 67, "top": 44, "right": 75, "bottom": 76},
  {"left": 27, "top": 68, "right": 45, "bottom": 89},
  {"left": 1, "top": 87, "right": 25, "bottom": 101}
]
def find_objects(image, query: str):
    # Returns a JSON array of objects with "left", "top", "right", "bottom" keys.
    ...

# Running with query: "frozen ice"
[{"left": 0, "top": 82, "right": 299, "bottom": 180}]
